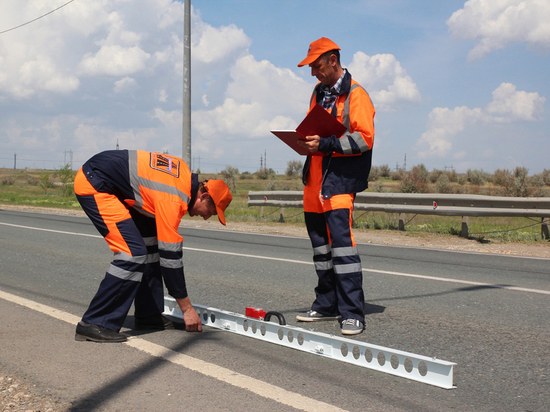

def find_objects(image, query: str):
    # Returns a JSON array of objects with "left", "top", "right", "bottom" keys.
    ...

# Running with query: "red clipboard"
[{"left": 271, "top": 104, "right": 347, "bottom": 156}]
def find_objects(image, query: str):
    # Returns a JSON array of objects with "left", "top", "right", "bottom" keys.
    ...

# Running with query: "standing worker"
[
  {"left": 73, "top": 149, "right": 232, "bottom": 342},
  {"left": 295, "top": 38, "right": 375, "bottom": 335}
]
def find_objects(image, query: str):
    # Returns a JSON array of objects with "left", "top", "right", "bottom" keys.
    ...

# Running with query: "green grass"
[{"left": 1, "top": 168, "right": 549, "bottom": 243}]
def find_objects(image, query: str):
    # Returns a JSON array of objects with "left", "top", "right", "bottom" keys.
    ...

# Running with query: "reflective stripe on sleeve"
[
  {"left": 158, "top": 240, "right": 182, "bottom": 253},
  {"left": 160, "top": 257, "right": 183, "bottom": 269},
  {"left": 342, "top": 84, "right": 371, "bottom": 153}
]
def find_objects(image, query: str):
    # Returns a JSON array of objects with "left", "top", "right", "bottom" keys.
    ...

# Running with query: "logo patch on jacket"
[{"left": 150, "top": 152, "right": 180, "bottom": 177}]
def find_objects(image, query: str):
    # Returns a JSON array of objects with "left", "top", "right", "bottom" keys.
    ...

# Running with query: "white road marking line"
[
  {"left": 2, "top": 221, "right": 549, "bottom": 296},
  {"left": 0, "top": 221, "right": 102, "bottom": 238},
  {"left": 0, "top": 289, "right": 347, "bottom": 412},
  {"left": 181, "top": 247, "right": 550, "bottom": 296}
]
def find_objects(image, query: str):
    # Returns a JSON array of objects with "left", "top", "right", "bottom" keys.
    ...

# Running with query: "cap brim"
[
  {"left": 297, "top": 54, "right": 319, "bottom": 67},
  {"left": 216, "top": 206, "right": 226, "bottom": 225}
]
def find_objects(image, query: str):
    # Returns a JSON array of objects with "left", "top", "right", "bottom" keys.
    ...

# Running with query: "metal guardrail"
[{"left": 248, "top": 191, "right": 550, "bottom": 238}]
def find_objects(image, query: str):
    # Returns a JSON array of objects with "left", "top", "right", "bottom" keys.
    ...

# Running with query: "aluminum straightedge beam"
[{"left": 164, "top": 297, "right": 456, "bottom": 389}]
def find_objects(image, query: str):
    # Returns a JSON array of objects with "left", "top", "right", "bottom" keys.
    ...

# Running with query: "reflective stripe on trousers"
[
  {"left": 304, "top": 203, "right": 365, "bottom": 321},
  {"left": 74, "top": 168, "right": 165, "bottom": 331}
]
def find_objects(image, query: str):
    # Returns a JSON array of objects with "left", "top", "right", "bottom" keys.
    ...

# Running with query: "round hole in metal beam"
[
  {"left": 390, "top": 355, "right": 399, "bottom": 370},
  {"left": 418, "top": 361, "right": 428, "bottom": 376},
  {"left": 340, "top": 343, "right": 348, "bottom": 357},
  {"left": 404, "top": 358, "right": 413, "bottom": 373},
  {"left": 287, "top": 330, "right": 294, "bottom": 342},
  {"left": 364, "top": 349, "right": 373, "bottom": 363},
  {"left": 377, "top": 351, "right": 386, "bottom": 366}
]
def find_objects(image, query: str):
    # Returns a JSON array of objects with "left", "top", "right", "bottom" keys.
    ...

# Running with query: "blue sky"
[{"left": 0, "top": 0, "right": 548, "bottom": 175}]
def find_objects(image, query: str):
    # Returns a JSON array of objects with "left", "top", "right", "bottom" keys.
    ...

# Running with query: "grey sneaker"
[
  {"left": 296, "top": 310, "right": 340, "bottom": 322},
  {"left": 341, "top": 319, "right": 364, "bottom": 335}
]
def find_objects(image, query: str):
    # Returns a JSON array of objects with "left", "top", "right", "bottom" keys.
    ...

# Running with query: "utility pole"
[
  {"left": 403, "top": 154, "right": 407, "bottom": 171},
  {"left": 182, "top": 0, "right": 191, "bottom": 165},
  {"left": 64, "top": 150, "right": 73, "bottom": 169},
  {"left": 14, "top": 153, "right": 16, "bottom": 169}
]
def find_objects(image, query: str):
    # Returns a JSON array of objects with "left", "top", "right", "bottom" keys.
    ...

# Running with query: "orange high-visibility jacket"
[
  {"left": 302, "top": 70, "right": 375, "bottom": 199},
  {"left": 81, "top": 149, "right": 196, "bottom": 298}
]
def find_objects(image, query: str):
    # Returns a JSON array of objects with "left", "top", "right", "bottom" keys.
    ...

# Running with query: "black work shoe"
[
  {"left": 75, "top": 321, "right": 128, "bottom": 343},
  {"left": 134, "top": 314, "right": 185, "bottom": 331}
]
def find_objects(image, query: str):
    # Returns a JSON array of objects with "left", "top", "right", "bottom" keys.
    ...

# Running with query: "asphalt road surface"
[{"left": 0, "top": 208, "right": 549, "bottom": 411}]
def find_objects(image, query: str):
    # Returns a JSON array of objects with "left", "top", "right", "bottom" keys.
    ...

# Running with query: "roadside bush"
[
  {"left": 371, "top": 181, "right": 385, "bottom": 192},
  {"left": 368, "top": 166, "right": 381, "bottom": 181},
  {"left": 541, "top": 169, "right": 550, "bottom": 186},
  {"left": 446, "top": 169, "right": 458, "bottom": 183},
  {"left": 429, "top": 169, "right": 443, "bottom": 184},
  {"left": 529, "top": 174, "right": 544, "bottom": 188},
  {"left": 257, "top": 168, "right": 276, "bottom": 180},
  {"left": 239, "top": 171, "right": 253, "bottom": 180},
  {"left": 492, "top": 169, "right": 512, "bottom": 186},
  {"left": 378, "top": 164, "right": 391, "bottom": 178},
  {"left": 435, "top": 174, "right": 453, "bottom": 194},
  {"left": 1, "top": 177, "right": 15, "bottom": 186},
  {"left": 285, "top": 160, "right": 303, "bottom": 177},
  {"left": 391, "top": 169, "right": 405, "bottom": 181},
  {"left": 399, "top": 164, "right": 428, "bottom": 193},
  {"left": 27, "top": 176, "right": 40, "bottom": 186},
  {"left": 467, "top": 169, "right": 487, "bottom": 186},
  {"left": 39, "top": 172, "right": 54, "bottom": 194},
  {"left": 57, "top": 164, "right": 75, "bottom": 197},
  {"left": 499, "top": 167, "right": 530, "bottom": 197},
  {"left": 221, "top": 165, "right": 239, "bottom": 191}
]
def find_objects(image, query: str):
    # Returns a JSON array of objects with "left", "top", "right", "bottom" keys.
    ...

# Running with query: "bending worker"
[
  {"left": 73, "top": 149, "right": 232, "bottom": 343},
  {"left": 295, "top": 37, "right": 375, "bottom": 335}
]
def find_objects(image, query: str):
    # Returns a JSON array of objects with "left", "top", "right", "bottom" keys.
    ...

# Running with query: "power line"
[{"left": 0, "top": 0, "right": 76, "bottom": 35}]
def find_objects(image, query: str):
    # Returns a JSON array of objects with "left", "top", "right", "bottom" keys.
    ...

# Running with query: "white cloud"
[
  {"left": 192, "top": 22, "right": 251, "bottom": 64},
  {"left": 191, "top": 54, "right": 311, "bottom": 157},
  {"left": 416, "top": 106, "right": 484, "bottom": 158},
  {"left": 114, "top": 76, "right": 139, "bottom": 93},
  {"left": 347, "top": 52, "right": 421, "bottom": 111},
  {"left": 415, "top": 83, "right": 545, "bottom": 158},
  {"left": 79, "top": 45, "right": 151, "bottom": 76},
  {"left": 486, "top": 82, "right": 545, "bottom": 121},
  {"left": 0, "top": 1, "right": 440, "bottom": 172},
  {"left": 447, "top": 0, "right": 550, "bottom": 61}
]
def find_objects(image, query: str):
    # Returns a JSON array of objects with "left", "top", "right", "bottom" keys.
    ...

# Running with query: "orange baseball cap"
[
  {"left": 297, "top": 37, "right": 341, "bottom": 67},
  {"left": 203, "top": 179, "right": 232, "bottom": 225}
]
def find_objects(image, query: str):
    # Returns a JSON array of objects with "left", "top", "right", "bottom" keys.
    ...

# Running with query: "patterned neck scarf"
[{"left": 319, "top": 68, "right": 347, "bottom": 110}]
